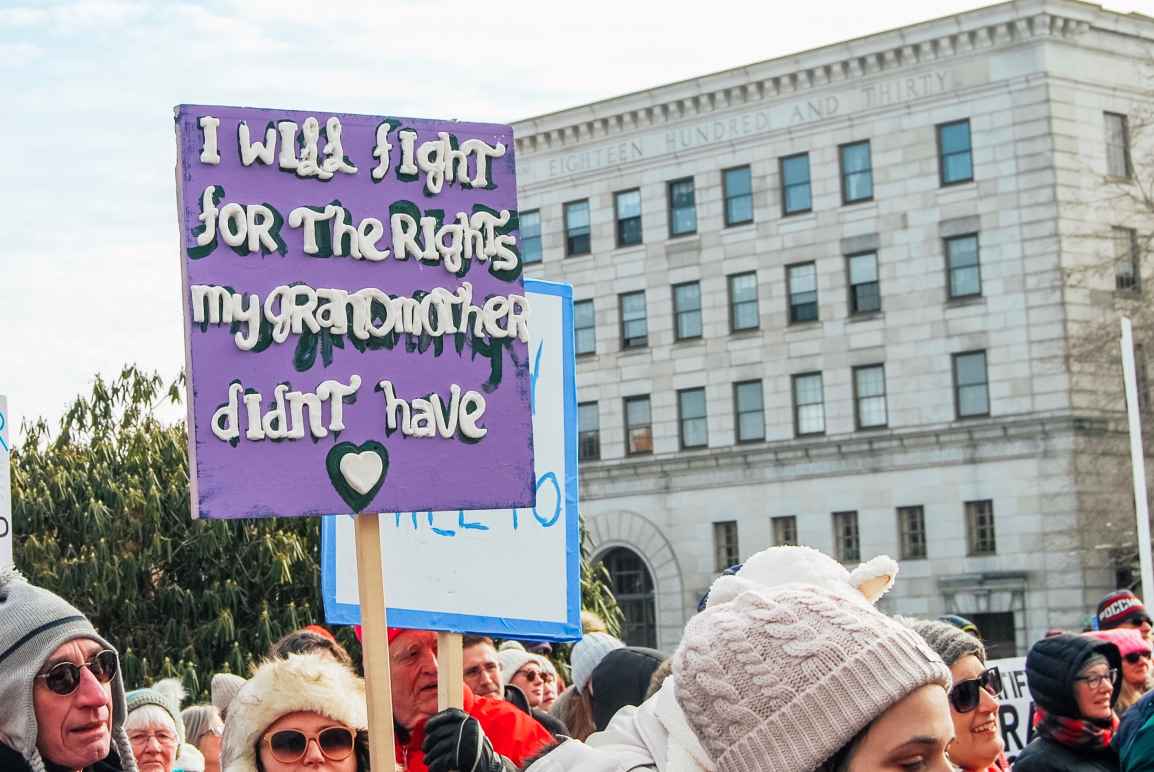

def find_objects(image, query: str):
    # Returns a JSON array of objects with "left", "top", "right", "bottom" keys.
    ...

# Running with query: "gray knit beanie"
[
  {"left": 570, "top": 632, "right": 625, "bottom": 692},
  {"left": 211, "top": 672, "right": 246, "bottom": 719},
  {"left": 127, "top": 685, "right": 187, "bottom": 745},
  {"left": 674, "top": 584, "right": 951, "bottom": 772},
  {"left": 0, "top": 567, "right": 137, "bottom": 772},
  {"left": 182, "top": 705, "right": 223, "bottom": 747},
  {"left": 903, "top": 618, "right": 986, "bottom": 667}
]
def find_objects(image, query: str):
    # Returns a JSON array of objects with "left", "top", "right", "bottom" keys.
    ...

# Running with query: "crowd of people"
[{"left": 7, "top": 547, "right": 1154, "bottom": 772}]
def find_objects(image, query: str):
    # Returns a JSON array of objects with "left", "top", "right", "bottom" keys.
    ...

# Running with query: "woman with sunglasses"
[
  {"left": 1087, "top": 629, "right": 1153, "bottom": 716},
  {"left": 0, "top": 568, "right": 137, "bottom": 772},
  {"left": 1016, "top": 633, "right": 1123, "bottom": 772},
  {"left": 904, "top": 619, "right": 1008, "bottom": 771},
  {"left": 220, "top": 654, "right": 369, "bottom": 772}
]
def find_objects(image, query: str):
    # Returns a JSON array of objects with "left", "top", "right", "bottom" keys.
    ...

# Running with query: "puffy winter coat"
[
  {"left": 1014, "top": 634, "right": 1122, "bottom": 772},
  {"left": 1118, "top": 688, "right": 1154, "bottom": 770},
  {"left": 395, "top": 685, "right": 555, "bottom": 772}
]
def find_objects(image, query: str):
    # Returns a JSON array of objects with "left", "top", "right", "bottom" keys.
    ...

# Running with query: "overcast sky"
[{"left": 1, "top": 0, "right": 1147, "bottom": 444}]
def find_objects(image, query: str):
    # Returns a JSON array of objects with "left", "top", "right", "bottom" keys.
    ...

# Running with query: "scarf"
[{"left": 1032, "top": 705, "right": 1119, "bottom": 751}]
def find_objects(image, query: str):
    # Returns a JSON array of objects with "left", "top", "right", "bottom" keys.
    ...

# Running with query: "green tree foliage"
[{"left": 11, "top": 365, "right": 620, "bottom": 698}]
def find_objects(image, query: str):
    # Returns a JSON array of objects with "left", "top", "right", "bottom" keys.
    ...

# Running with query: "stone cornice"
[{"left": 512, "top": 0, "right": 1153, "bottom": 157}]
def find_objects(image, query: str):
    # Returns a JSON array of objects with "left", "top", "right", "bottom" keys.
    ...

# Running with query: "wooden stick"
[
  {"left": 355, "top": 513, "right": 396, "bottom": 769},
  {"left": 437, "top": 632, "right": 464, "bottom": 710}
]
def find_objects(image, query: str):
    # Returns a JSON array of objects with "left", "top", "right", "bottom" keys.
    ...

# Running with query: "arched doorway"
[{"left": 597, "top": 546, "right": 657, "bottom": 648}]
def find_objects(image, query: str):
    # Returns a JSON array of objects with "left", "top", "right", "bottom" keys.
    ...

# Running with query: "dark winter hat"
[
  {"left": 1025, "top": 633, "right": 1122, "bottom": 719},
  {"left": 1097, "top": 590, "right": 1151, "bottom": 630},
  {"left": 590, "top": 646, "right": 665, "bottom": 731},
  {"left": 0, "top": 567, "right": 136, "bottom": 772}
]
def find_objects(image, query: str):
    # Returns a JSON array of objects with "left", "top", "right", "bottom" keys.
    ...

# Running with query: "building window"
[
  {"left": 578, "top": 401, "right": 600, "bottom": 461},
  {"left": 598, "top": 547, "right": 656, "bottom": 648},
  {"left": 897, "top": 505, "right": 927, "bottom": 560},
  {"left": 734, "top": 380, "right": 765, "bottom": 443},
  {"left": 520, "top": 209, "right": 542, "bottom": 264},
  {"left": 1105, "top": 112, "right": 1132, "bottom": 178},
  {"left": 938, "top": 119, "right": 973, "bottom": 185},
  {"left": 781, "top": 152, "right": 812, "bottom": 215},
  {"left": 1115, "top": 227, "right": 1140, "bottom": 292},
  {"left": 564, "top": 199, "right": 591, "bottom": 256},
  {"left": 672, "top": 282, "right": 703, "bottom": 341},
  {"left": 787, "top": 262, "right": 819, "bottom": 323},
  {"left": 968, "top": 612, "right": 1016, "bottom": 659},
  {"left": 772, "top": 516, "right": 798, "bottom": 547},
  {"left": 619, "top": 291, "right": 648, "bottom": 349},
  {"left": 966, "top": 499, "right": 997, "bottom": 555},
  {"left": 946, "top": 234, "right": 981, "bottom": 299},
  {"left": 668, "top": 178, "right": 697, "bottom": 236},
  {"left": 854, "top": 364, "right": 888, "bottom": 429},
  {"left": 574, "top": 299, "right": 596, "bottom": 355},
  {"left": 678, "top": 387, "right": 708, "bottom": 449},
  {"left": 624, "top": 395, "right": 652, "bottom": 456},
  {"left": 723, "top": 166, "right": 753, "bottom": 226},
  {"left": 713, "top": 521, "right": 740, "bottom": 572},
  {"left": 953, "top": 351, "right": 989, "bottom": 419},
  {"left": 728, "top": 272, "right": 759, "bottom": 332},
  {"left": 840, "top": 140, "right": 873, "bottom": 204},
  {"left": 847, "top": 252, "right": 881, "bottom": 314},
  {"left": 833, "top": 511, "right": 860, "bottom": 563},
  {"left": 792, "top": 372, "right": 825, "bottom": 436},
  {"left": 615, "top": 189, "right": 642, "bottom": 247}
]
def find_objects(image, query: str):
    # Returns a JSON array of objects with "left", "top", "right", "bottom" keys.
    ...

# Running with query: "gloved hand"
[{"left": 422, "top": 708, "right": 518, "bottom": 772}]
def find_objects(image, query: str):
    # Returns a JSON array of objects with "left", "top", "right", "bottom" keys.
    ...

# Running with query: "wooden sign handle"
[
  {"left": 355, "top": 513, "right": 397, "bottom": 769},
  {"left": 438, "top": 632, "right": 464, "bottom": 710}
]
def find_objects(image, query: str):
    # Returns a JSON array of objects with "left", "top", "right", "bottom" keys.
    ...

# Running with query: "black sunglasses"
[
  {"left": 36, "top": 650, "right": 119, "bottom": 696},
  {"left": 264, "top": 727, "right": 355, "bottom": 763},
  {"left": 1126, "top": 652, "right": 1152, "bottom": 664},
  {"left": 949, "top": 667, "right": 1002, "bottom": 713}
]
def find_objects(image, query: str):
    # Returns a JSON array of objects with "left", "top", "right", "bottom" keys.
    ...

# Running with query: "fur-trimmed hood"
[{"left": 220, "top": 654, "right": 367, "bottom": 772}]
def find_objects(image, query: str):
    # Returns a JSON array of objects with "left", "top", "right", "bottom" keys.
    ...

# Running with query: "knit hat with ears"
[
  {"left": 220, "top": 654, "right": 367, "bottom": 772},
  {"left": 673, "top": 547, "right": 951, "bottom": 772},
  {"left": 0, "top": 567, "right": 137, "bottom": 772}
]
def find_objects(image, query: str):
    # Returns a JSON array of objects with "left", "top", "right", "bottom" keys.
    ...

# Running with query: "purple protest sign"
[{"left": 175, "top": 105, "right": 534, "bottom": 519}]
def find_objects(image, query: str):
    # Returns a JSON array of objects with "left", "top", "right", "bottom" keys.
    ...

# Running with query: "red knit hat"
[
  {"left": 1098, "top": 590, "right": 1152, "bottom": 630},
  {"left": 353, "top": 625, "right": 406, "bottom": 644}
]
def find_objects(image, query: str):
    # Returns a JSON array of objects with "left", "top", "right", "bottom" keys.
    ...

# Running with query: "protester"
[
  {"left": 1086, "top": 629, "right": 1152, "bottom": 716},
  {"left": 219, "top": 653, "right": 369, "bottom": 772},
  {"left": 125, "top": 683, "right": 186, "bottom": 772},
  {"left": 384, "top": 628, "right": 555, "bottom": 771},
  {"left": 905, "top": 619, "right": 1007, "bottom": 772},
  {"left": 1098, "top": 590, "right": 1153, "bottom": 642},
  {"left": 588, "top": 647, "right": 664, "bottom": 732},
  {"left": 1118, "top": 688, "right": 1154, "bottom": 770},
  {"left": 209, "top": 674, "right": 245, "bottom": 723},
  {"left": 268, "top": 627, "right": 354, "bottom": 669},
  {"left": 539, "top": 658, "right": 560, "bottom": 711},
  {"left": 462, "top": 636, "right": 504, "bottom": 699},
  {"left": 550, "top": 632, "right": 624, "bottom": 742},
  {"left": 526, "top": 545, "right": 956, "bottom": 772},
  {"left": 498, "top": 643, "right": 549, "bottom": 709},
  {"left": 0, "top": 568, "right": 138, "bottom": 772},
  {"left": 180, "top": 707, "right": 223, "bottom": 772},
  {"left": 1015, "top": 633, "right": 1122, "bottom": 771}
]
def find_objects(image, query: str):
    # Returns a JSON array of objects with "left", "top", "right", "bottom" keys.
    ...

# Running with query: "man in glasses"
[
  {"left": 1097, "top": 589, "right": 1154, "bottom": 642},
  {"left": 0, "top": 568, "right": 136, "bottom": 772}
]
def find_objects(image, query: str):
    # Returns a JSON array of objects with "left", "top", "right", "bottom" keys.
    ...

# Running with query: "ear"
[{"left": 849, "top": 556, "right": 899, "bottom": 604}]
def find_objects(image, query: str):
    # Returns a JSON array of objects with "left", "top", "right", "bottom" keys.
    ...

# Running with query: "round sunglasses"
[
  {"left": 949, "top": 667, "right": 1002, "bottom": 713},
  {"left": 263, "top": 727, "right": 356, "bottom": 764},
  {"left": 516, "top": 668, "right": 555, "bottom": 684},
  {"left": 35, "top": 650, "right": 119, "bottom": 696}
]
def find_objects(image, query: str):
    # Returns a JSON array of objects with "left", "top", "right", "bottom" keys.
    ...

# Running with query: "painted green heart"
[{"left": 325, "top": 441, "right": 389, "bottom": 513}]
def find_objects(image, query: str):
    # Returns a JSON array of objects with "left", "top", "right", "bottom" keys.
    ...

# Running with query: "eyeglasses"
[
  {"left": 1125, "top": 652, "right": 1152, "bottom": 664},
  {"left": 263, "top": 727, "right": 356, "bottom": 764},
  {"left": 35, "top": 650, "right": 119, "bottom": 696},
  {"left": 129, "top": 730, "right": 179, "bottom": 749},
  {"left": 949, "top": 667, "right": 1002, "bottom": 713},
  {"left": 1074, "top": 669, "right": 1120, "bottom": 691}
]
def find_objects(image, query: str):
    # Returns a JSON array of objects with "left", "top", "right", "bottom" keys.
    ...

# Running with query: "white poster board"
[
  {"left": 321, "top": 280, "right": 580, "bottom": 640},
  {"left": 989, "top": 656, "right": 1034, "bottom": 761},
  {"left": 0, "top": 395, "right": 11, "bottom": 569}
]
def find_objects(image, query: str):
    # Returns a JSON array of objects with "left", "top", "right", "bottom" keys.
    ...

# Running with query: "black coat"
[
  {"left": 0, "top": 742, "right": 129, "bottom": 772},
  {"left": 1014, "top": 634, "right": 1122, "bottom": 772}
]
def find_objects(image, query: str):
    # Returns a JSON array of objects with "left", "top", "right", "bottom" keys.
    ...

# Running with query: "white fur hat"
[{"left": 220, "top": 654, "right": 367, "bottom": 772}]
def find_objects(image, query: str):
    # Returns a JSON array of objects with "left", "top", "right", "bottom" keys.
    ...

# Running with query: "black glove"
[{"left": 422, "top": 708, "right": 518, "bottom": 772}]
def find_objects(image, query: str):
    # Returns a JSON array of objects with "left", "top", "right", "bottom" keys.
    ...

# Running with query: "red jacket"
[{"left": 395, "top": 686, "right": 555, "bottom": 771}]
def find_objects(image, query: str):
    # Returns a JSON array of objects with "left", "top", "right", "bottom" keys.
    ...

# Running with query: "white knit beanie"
[
  {"left": 0, "top": 567, "right": 137, "bottom": 772},
  {"left": 570, "top": 632, "right": 625, "bottom": 692},
  {"left": 498, "top": 648, "right": 546, "bottom": 681},
  {"left": 220, "top": 654, "right": 367, "bottom": 772},
  {"left": 674, "top": 584, "right": 951, "bottom": 772},
  {"left": 211, "top": 672, "right": 246, "bottom": 718}
]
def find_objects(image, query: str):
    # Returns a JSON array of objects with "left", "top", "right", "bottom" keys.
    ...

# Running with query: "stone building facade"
[{"left": 513, "top": 0, "right": 1154, "bottom": 654}]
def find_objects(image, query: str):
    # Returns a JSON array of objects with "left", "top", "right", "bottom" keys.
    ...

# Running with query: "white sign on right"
[
  {"left": 989, "top": 656, "right": 1033, "bottom": 762},
  {"left": 0, "top": 395, "right": 11, "bottom": 569}
]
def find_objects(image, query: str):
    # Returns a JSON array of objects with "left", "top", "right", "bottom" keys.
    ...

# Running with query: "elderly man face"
[
  {"left": 462, "top": 641, "right": 503, "bottom": 699},
  {"left": 33, "top": 638, "right": 115, "bottom": 770},
  {"left": 389, "top": 631, "right": 439, "bottom": 729}
]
